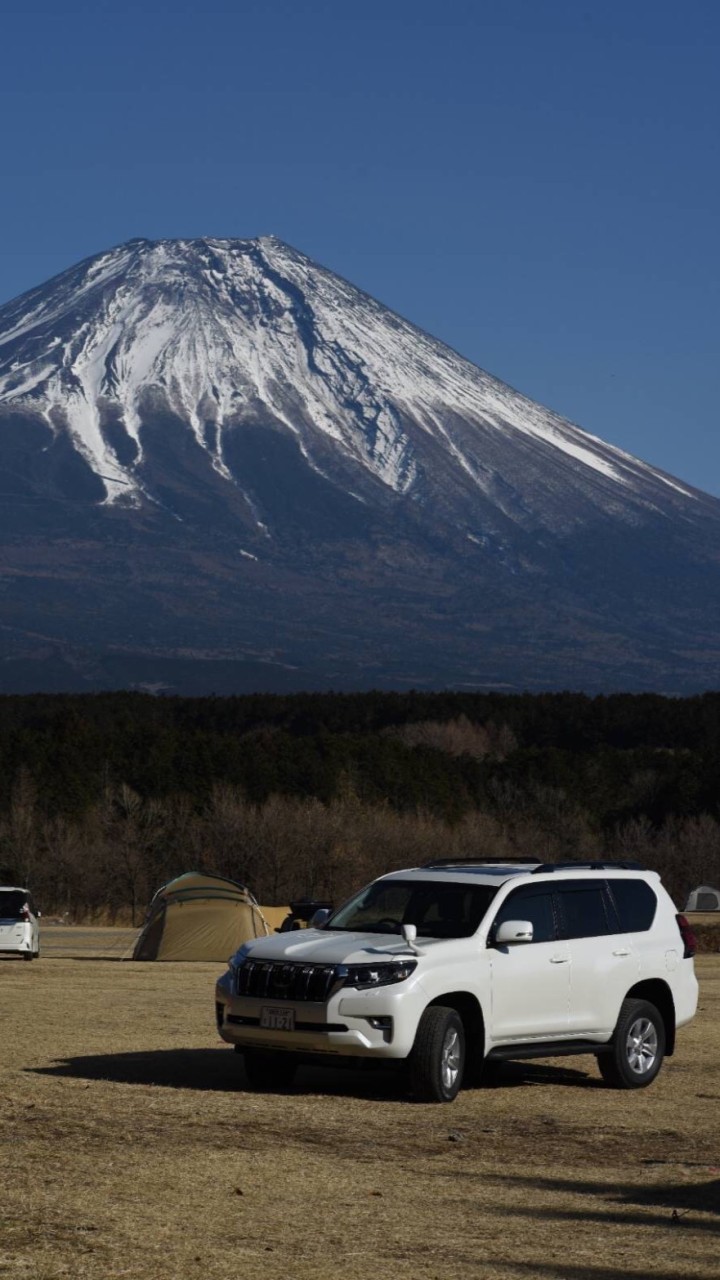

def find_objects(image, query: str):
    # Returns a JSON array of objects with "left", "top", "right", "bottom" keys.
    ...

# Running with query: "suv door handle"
[
  {"left": 612, "top": 948, "right": 631, "bottom": 957},
  {"left": 549, "top": 955, "right": 569, "bottom": 964}
]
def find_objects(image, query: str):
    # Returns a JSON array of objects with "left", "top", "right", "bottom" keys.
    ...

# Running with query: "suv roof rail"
[
  {"left": 531, "top": 860, "right": 646, "bottom": 874},
  {"left": 422, "top": 857, "right": 541, "bottom": 869}
]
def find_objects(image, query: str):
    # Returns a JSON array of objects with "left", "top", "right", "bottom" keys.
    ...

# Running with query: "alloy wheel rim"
[
  {"left": 441, "top": 1027, "right": 462, "bottom": 1090},
  {"left": 625, "top": 1016, "right": 658, "bottom": 1074}
]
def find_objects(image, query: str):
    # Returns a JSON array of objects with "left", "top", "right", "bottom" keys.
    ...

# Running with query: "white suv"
[
  {"left": 0, "top": 887, "right": 40, "bottom": 960},
  {"left": 215, "top": 860, "right": 699, "bottom": 1102}
]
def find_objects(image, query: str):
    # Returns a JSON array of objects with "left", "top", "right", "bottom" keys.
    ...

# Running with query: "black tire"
[
  {"left": 22, "top": 952, "right": 33, "bottom": 962},
  {"left": 598, "top": 998, "right": 666, "bottom": 1090},
  {"left": 408, "top": 1006, "right": 466, "bottom": 1103},
  {"left": 243, "top": 1050, "right": 298, "bottom": 1092}
]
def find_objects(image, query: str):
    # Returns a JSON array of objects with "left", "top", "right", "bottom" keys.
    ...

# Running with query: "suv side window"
[
  {"left": 607, "top": 879, "right": 657, "bottom": 932},
  {"left": 490, "top": 886, "right": 557, "bottom": 944},
  {"left": 557, "top": 882, "right": 611, "bottom": 939}
]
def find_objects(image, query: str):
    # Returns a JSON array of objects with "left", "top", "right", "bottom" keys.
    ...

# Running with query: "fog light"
[{"left": 367, "top": 1016, "right": 392, "bottom": 1031}]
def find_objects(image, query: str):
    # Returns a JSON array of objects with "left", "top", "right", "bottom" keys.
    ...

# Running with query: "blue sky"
[{"left": 2, "top": 0, "right": 718, "bottom": 492}]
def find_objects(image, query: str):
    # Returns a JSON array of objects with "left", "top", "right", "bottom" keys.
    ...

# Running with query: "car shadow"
[
  {"left": 27, "top": 1047, "right": 405, "bottom": 1099},
  {"left": 29, "top": 1047, "right": 602, "bottom": 1098},
  {"left": 29, "top": 1047, "right": 245, "bottom": 1091},
  {"left": 481, "top": 1058, "right": 604, "bottom": 1089}
]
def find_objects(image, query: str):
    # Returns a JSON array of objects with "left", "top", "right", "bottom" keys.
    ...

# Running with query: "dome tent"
[
  {"left": 684, "top": 884, "right": 720, "bottom": 913},
  {"left": 132, "top": 872, "right": 272, "bottom": 961}
]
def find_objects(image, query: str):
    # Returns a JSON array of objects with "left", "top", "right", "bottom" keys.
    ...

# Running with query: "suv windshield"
[{"left": 326, "top": 879, "right": 498, "bottom": 938}]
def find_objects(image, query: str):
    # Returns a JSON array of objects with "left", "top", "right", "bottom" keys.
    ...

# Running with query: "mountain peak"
[
  {"left": 0, "top": 234, "right": 700, "bottom": 514},
  {"left": 0, "top": 237, "right": 719, "bottom": 694}
]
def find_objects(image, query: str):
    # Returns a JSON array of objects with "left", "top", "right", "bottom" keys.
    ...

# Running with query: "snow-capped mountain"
[
  {"left": 0, "top": 236, "right": 701, "bottom": 519},
  {"left": 0, "top": 236, "right": 719, "bottom": 694}
]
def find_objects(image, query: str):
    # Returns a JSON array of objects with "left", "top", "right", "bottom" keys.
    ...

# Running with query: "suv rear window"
[
  {"left": 607, "top": 878, "right": 657, "bottom": 932},
  {"left": 0, "top": 890, "right": 28, "bottom": 920},
  {"left": 557, "top": 883, "right": 611, "bottom": 939}
]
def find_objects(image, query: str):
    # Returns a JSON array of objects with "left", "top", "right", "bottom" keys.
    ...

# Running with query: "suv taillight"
[{"left": 676, "top": 914, "right": 697, "bottom": 959}]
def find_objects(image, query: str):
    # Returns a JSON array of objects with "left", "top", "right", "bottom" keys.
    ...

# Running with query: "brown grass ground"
[{"left": 1, "top": 935, "right": 718, "bottom": 1280}]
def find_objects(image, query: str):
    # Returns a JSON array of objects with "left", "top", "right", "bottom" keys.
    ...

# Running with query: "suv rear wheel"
[
  {"left": 243, "top": 1050, "right": 298, "bottom": 1092},
  {"left": 408, "top": 1006, "right": 466, "bottom": 1103},
  {"left": 598, "top": 998, "right": 665, "bottom": 1089}
]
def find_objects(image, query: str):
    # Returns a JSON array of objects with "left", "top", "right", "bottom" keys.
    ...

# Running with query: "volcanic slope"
[{"left": 0, "top": 235, "right": 718, "bottom": 693}]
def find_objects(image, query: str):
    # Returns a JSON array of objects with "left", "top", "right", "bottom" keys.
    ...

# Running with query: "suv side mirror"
[
  {"left": 309, "top": 908, "right": 331, "bottom": 929},
  {"left": 495, "top": 920, "right": 534, "bottom": 945},
  {"left": 402, "top": 922, "right": 422, "bottom": 954}
]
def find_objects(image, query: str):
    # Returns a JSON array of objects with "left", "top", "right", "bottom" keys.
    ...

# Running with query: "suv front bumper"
[{"left": 215, "top": 975, "right": 423, "bottom": 1060}]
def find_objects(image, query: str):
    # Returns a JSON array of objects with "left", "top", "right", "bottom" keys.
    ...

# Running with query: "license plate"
[{"left": 260, "top": 1006, "right": 295, "bottom": 1031}]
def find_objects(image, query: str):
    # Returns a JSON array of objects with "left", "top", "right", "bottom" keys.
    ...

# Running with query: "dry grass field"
[{"left": 1, "top": 933, "right": 718, "bottom": 1280}]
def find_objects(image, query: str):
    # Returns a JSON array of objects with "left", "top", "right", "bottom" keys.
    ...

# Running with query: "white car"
[
  {"left": 0, "top": 887, "right": 40, "bottom": 961},
  {"left": 215, "top": 860, "right": 699, "bottom": 1102}
]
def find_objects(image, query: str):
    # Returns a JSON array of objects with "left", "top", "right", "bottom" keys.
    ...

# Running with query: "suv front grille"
[{"left": 236, "top": 960, "right": 338, "bottom": 1003}]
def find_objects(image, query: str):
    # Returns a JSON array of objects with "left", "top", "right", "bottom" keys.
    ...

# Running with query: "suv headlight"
[{"left": 338, "top": 961, "right": 417, "bottom": 990}]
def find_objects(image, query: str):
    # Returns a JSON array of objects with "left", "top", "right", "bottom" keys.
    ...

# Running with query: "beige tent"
[
  {"left": 133, "top": 872, "right": 278, "bottom": 961},
  {"left": 257, "top": 904, "right": 294, "bottom": 932}
]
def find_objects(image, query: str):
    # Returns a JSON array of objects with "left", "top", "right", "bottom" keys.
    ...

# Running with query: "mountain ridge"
[{"left": 0, "top": 236, "right": 718, "bottom": 695}]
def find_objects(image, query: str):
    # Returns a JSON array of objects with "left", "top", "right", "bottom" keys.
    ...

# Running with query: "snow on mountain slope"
[
  {"left": 0, "top": 236, "right": 698, "bottom": 519},
  {"left": 2, "top": 235, "right": 720, "bottom": 697}
]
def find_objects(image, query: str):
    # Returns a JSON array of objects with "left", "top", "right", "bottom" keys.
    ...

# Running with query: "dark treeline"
[{"left": 0, "top": 690, "right": 719, "bottom": 921}]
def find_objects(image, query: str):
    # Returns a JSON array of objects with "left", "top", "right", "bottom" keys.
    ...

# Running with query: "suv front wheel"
[
  {"left": 598, "top": 998, "right": 666, "bottom": 1089},
  {"left": 408, "top": 1006, "right": 466, "bottom": 1103}
]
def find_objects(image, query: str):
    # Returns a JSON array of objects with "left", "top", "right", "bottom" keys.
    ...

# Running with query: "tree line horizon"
[{"left": 0, "top": 689, "right": 718, "bottom": 922}]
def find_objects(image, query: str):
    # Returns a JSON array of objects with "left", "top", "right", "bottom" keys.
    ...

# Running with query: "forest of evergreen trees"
[{"left": 0, "top": 689, "right": 718, "bottom": 921}]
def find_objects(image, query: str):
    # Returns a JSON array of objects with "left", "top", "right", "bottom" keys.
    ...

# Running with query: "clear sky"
[{"left": 2, "top": 0, "right": 718, "bottom": 492}]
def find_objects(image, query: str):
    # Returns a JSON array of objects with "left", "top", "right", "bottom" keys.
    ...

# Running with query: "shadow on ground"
[
  {"left": 501, "top": 1267, "right": 718, "bottom": 1280},
  {"left": 28, "top": 1047, "right": 404, "bottom": 1099},
  {"left": 490, "top": 1169, "right": 720, "bottom": 1236},
  {"left": 482, "top": 1059, "right": 603, "bottom": 1089},
  {"left": 28, "top": 1049, "right": 601, "bottom": 1098}
]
